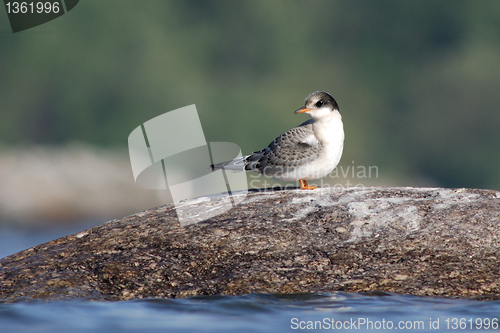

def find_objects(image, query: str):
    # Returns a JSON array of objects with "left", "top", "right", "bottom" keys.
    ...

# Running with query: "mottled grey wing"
[{"left": 244, "top": 120, "right": 323, "bottom": 176}]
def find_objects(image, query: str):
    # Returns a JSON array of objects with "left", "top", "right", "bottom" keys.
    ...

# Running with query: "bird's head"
[{"left": 294, "top": 91, "right": 339, "bottom": 120}]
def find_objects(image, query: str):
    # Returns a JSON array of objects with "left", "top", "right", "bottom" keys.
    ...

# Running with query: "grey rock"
[{"left": 1, "top": 186, "right": 500, "bottom": 302}]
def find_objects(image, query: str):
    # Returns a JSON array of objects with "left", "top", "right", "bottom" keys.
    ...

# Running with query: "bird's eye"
[{"left": 315, "top": 101, "right": 324, "bottom": 107}]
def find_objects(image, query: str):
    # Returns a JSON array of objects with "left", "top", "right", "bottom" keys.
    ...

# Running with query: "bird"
[{"left": 211, "top": 91, "right": 344, "bottom": 190}]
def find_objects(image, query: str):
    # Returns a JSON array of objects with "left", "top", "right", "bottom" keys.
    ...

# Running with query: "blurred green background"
[{"left": 1, "top": 0, "right": 500, "bottom": 226}]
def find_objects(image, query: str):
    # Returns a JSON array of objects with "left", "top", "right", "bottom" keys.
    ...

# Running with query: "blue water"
[
  {"left": 1, "top": 293, "right": 500, "bottom": 332},
  {"left": 1, "top": 227, "right": 500, "bottom": 332}
]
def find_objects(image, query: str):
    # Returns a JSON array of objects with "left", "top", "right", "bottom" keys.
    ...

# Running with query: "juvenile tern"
[{"left": 211, "top": 91, "right": 344, "bottom": 190}]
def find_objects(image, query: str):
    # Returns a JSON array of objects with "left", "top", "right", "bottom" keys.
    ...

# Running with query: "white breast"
[{"left": 302, "top": 111, "right": 344, "bottom": 180}]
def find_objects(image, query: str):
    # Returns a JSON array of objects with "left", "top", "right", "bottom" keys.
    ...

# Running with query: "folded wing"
[{"left": 244, "top": 119, "right": 323, "bottom": 176}]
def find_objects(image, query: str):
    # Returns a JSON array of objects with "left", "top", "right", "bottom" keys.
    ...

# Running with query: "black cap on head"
[{"left": 305, "top": 91, "right": 339, "bottom": 111}]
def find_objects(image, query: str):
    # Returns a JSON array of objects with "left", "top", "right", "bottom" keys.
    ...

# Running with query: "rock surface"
[{"left": 1, "top": 186, "right": 500, "bottom": 302}]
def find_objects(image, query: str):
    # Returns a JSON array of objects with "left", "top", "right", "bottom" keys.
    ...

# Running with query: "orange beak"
[{"left": 294, "top": 107, "right": 313, "bottom": 114}]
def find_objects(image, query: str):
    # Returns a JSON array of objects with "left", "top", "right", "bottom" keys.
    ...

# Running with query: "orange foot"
[{"left": 299, "top": 179, "right": 317, "bottom": 190}]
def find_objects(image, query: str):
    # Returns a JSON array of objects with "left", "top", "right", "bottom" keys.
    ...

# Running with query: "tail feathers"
[{"left": 210, "top": 155, "right": 248, "bottom": 172}]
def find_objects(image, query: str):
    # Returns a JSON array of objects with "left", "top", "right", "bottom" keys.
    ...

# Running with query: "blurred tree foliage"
[{"left": 1, "top": 0, "right": 500, "bottom": 189}]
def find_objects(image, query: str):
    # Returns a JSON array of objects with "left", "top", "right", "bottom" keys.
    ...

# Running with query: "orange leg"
[{"left": 299, "top": 179, "right": 317, "bottom": 190}]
